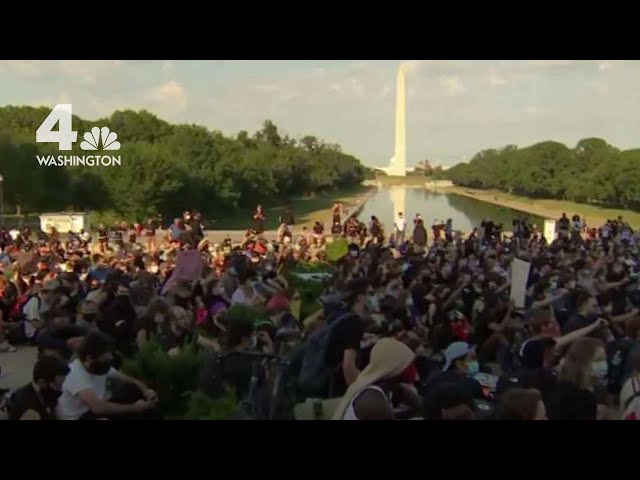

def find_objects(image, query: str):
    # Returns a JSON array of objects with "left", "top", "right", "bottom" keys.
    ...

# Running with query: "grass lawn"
[
  {"left": 449, "top": 186, "right": 640, "bottom": 228},
  {"left": 210, "top": 185, "right": 374, "bottom": 230}
]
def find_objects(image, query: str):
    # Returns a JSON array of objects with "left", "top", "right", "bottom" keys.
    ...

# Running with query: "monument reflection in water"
[{"left": 357, "top": 185, "right": 543, "bottom": 235}]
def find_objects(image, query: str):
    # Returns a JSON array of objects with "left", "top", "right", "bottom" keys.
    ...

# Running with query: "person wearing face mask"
[
  {"left": 57, "top": 332, "right": 158, "bottom": 420},
  {"left": 8, "top": 356, "right": 70, "bottom": 420},
  {"left": 546, "top": 337, "right": 608, "bottom": 420},
  {"left": 134, "top": 298, "right": 170, "bottom": 348},
  {"left": 423, "top": 341, "right": 485, "bottom": 401}
]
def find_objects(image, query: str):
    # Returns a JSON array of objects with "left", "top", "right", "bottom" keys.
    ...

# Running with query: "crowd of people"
[{"left": 1, "top": 204, "right": 640, "bottom": 421}]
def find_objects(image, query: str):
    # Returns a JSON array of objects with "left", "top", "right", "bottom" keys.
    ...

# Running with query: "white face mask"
[
  {"left": 149, "top": 265, "right": 159, "bottom": 274},
  {"left": 350, "top": 251, "right": 359, "bottom": 258},
  {"left": 591, "top": 360, "right": 608, "bottom": 380}
]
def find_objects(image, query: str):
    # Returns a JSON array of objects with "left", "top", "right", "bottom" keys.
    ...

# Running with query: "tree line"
[
  {"left": 442, "top": 138, "right": 640, "bottom": 210},
  {"left": 0, "top": 106, "right": 367, "bottom": 220}
]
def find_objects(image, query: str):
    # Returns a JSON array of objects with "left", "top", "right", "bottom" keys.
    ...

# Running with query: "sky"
[{"left": 0, "top": 60, "right": 639, "bottom": 168}]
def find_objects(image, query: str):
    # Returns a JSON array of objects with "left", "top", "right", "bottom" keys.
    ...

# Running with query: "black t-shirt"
[
  {"left": 9, "top": 383, "right": 57, "bottom": 420},
  {"left": 546, "top": 381, "right": 597, "bottom": 420},
  {"left": 424, "top": 369, "right": 485, "bottom": 401},
  {"left": 610, "top": 288, "right": 628, "bottom": 316},
  {"left": 411, "top": 284, "right": 428, "bottom": 316},
  {"left": 158, "top": 327, "right": 195, "bottom": 352},
  {"left": 97, "top": 228, "right": 108, "bottom": 240},
  {"left": 558, "top": 217, "right": 570, "bottom": 230},
  {"left": 563, "top": 313, "right": 597, "bottom": 336},
  {"left": 0, "top": 295, "right": 13, "bottom": 323},
  {"left": 325, "top": 314, "right": 365, "bottom": 396},
  {"left": 497, "top": 368, "right": 558, "bottom": 402}
]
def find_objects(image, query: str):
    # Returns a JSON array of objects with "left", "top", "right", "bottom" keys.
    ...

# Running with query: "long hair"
[
  {"left": 558, "top": 337, "right": 603, "bottom": 390},
  {"left": 494, "top": 388, "right": 542, "bottom": 420}
]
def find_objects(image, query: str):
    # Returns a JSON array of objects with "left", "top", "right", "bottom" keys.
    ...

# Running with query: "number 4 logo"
[{"left": 36, "top": 104, "right": 78, "bottom": 151}]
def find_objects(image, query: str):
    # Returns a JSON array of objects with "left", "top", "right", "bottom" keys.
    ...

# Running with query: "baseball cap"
[{"left": 442, "top": 341, "right": 475, "bottom": 372}]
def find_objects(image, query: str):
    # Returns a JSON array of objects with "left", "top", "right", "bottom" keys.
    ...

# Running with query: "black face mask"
[
  {"left": 88, "top": 360, "right": 112, "bottom": 376},
  {"left": 40, "top": 387, "right": 63, "bottom": 405}
]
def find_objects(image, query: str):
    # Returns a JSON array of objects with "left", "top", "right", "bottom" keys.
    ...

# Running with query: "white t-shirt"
[
  {"left": 231, "top": 286, "right": 256, "bottom": 306},
  {"left": 57, "top": 359, "right": 118, "bottom": 420},
  {"left": 9, "top": 229, "right": 20, "bottom": 241},
  {"left": 22, "top": 295, "right": 50, "bottom": 339},
  {"left": 394, "top": 216, "right": 406, "bottom": 232}
]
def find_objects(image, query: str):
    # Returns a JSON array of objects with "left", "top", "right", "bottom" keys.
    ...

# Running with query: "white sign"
[
  {"left": 40, "top": 213, "right": 90, "bottom": 233},
  {"left": 510, "top": 257, "right": 531, "bottom": 309},
  {"left": 544, "top": 219, "right": 556, "bottom": 242}
]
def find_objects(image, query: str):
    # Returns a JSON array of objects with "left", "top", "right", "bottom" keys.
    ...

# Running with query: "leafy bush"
[
  {"left": 224, "top": 303, "right": 263, "bottom": 326},
  {"left": 290, "top": 262, "right": 335, "bottom": 274},
  {"left": 288, "top": 274, "right": 325, "bottom": 320},
  {"left": 121, "top": 338, "right": 201, "bottom": 419},
  {"left": 326, "top": 238, "right": 349, "bottom": 262},
  {"left": 181, "top": 390, "right": 244, "bottom": 420}
]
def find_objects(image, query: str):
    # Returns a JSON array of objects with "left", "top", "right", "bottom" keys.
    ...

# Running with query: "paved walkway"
[{"left": 0, "top": 347, "right": 38, "bottom": 392}]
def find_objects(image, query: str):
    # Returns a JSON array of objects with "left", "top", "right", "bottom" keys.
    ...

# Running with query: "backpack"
[
  {"left": 622, "top": 376, "right": 640, "bottom": 420},
  {"left": 11, "top": 294, "right": 40, "bottom": 322},
  {"left": 297, "top": 312, "right": 357, "bottom": 397},
  {"left": 606, "top": 338, "right": 635, "bottom": 394}
]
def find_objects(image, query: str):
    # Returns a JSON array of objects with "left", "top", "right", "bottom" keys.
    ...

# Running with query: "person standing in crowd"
[
  {"left": 445, "top": 218, "right": 453, "bottom": 242},
  {"left": 412, "top": 215, "right": 427, "bottom": 248},
  {"left": 253, "top": 204, "right": 266, "bottom": 235},
  {"left": 369, "top": 216, "right": 384, "bottom": 244},
  {"left": 8, "top": 355, "right": 70, "bottom": 420},
  {"left": 97, "top": 223, "right": 108, "bottom": 253},
  {"left": 145, "top": 216, "right": 158, "bottom": 252},
  {"left": 557, "top": 213, "right": 570, "bottom": 240},
  {"left": 281, "top": 205, "right": 295, "bottom": 231},
  {"left": 394, "top": 212, "right": 407, "bottom": 245},
  {"left": 332, "top": 203, "right": 342, "bottom": 226}
]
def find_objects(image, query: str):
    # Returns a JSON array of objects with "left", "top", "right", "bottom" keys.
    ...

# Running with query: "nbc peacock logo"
[
  {"left": 80, "top": 127, "right": 121, "bottom": 151},
  {"left": 35, "top": 104, "right": 122, "bottom": 167}
]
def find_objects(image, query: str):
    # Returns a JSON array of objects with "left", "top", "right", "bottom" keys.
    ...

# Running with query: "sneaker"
[{"left": 0, "top": 342, "right": 17, "bottom": 353}]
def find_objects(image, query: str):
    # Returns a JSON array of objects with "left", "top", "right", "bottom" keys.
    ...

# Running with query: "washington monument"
[{"left": 386, "top": 64, "right": 407, "bottom": 176}]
